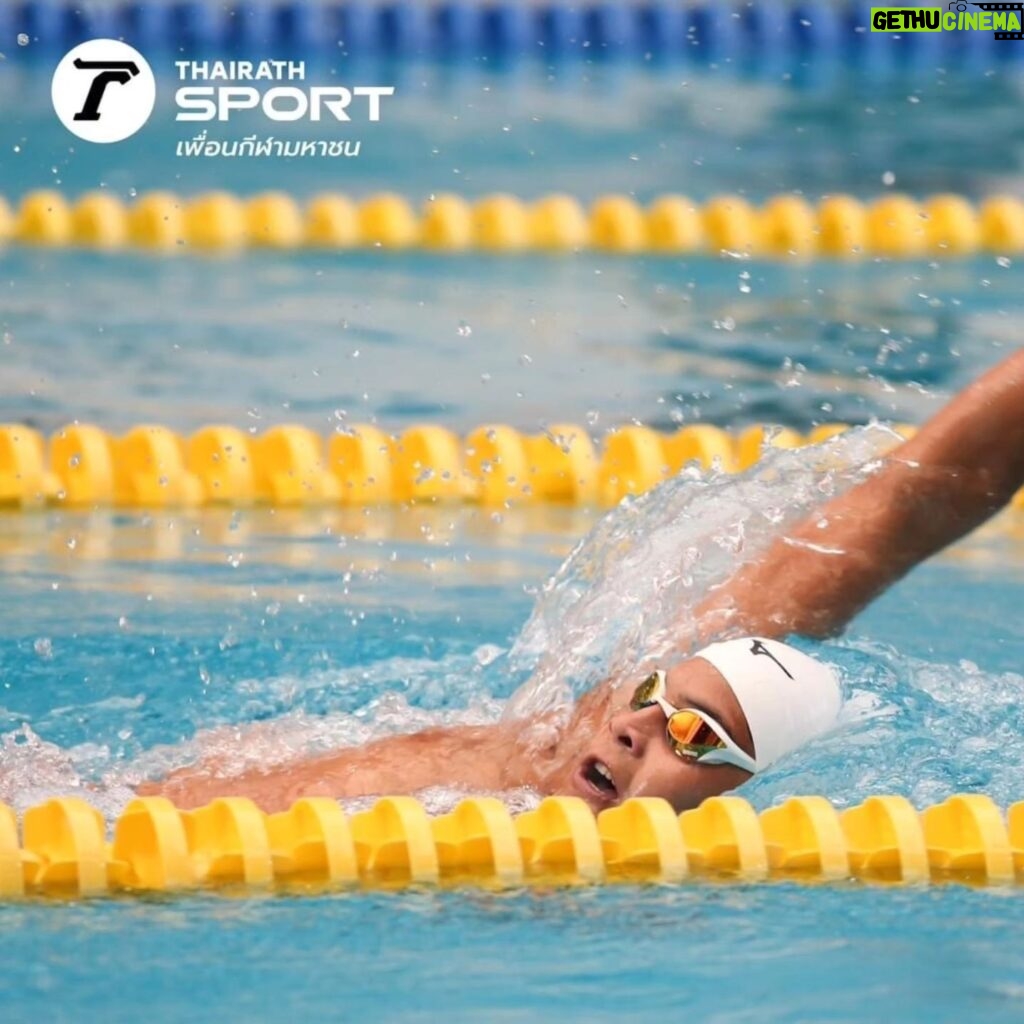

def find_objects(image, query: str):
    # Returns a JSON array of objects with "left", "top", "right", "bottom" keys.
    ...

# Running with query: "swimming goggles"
[{"left": 629, "top": 670, "right": 756, "bottom": 774}]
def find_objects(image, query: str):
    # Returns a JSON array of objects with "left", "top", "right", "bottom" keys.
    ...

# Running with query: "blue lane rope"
[{"left": 2, "top": 2, "right": 1022, "bottom": 66}]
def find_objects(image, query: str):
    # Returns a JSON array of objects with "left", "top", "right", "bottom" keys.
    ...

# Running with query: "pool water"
[
  {"left": 2, "top": 36, "right": 1024, "bottom": 1024},
  {"left": 1, "top": 502, "right": 1024, "bottom": 1021}
]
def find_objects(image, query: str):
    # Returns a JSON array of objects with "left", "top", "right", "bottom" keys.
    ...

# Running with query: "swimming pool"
[
  {"left": 3, "top": 498, "right": 1024, "bottom": 1020},
  {"left": 3, "top": 16, "right": 1024, "bottom": 1024}
]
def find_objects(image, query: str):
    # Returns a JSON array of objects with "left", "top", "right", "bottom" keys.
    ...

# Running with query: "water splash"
[
  {"left": 0, "top": 648, "right": 510, "bottom": 818},
  {"left": 745, "top": 638, "right": 1024, "bottom": 810},
  {"left": 505, "top": 425, "right": 899, "bottom": 721},
  {"left": 0, "top": 724, "right": 136, "bottom": 821},
  {"left": 3, "top": 424, "right": 1022, "bottom": 814}
]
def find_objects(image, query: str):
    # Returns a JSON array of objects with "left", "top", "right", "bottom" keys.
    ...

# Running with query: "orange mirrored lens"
[
  {"left": 666, "top": 710, "right": 727, "bottom": 754},
  {"left": 629, "top": 673, "right": 662, "bottom": 711}
]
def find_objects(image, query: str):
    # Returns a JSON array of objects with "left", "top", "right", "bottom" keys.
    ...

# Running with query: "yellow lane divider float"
[
  {"left": 0, "top": 420, "right": 928, "bottom": 510},
  {"left": 5, "top": 190, "right": 1024, "bottom": 256},
  {"left": 1, "top": 793, "right": 1022, "bottom": 897}
]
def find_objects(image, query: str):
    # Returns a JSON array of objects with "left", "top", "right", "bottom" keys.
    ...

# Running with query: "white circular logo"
[{"left": 51, "top": 39, "right": 156, "bottom": 144}]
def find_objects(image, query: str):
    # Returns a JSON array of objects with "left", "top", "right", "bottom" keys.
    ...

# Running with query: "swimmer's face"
[{"left": 569, "top": 659, "right": 755, "bottom": 813}]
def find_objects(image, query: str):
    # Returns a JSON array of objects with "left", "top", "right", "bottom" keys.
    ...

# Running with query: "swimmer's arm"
[
  {"left": 697, "top": 348, "right": 1024, "bottom": 639},
  {"left": 137, "top": 722, "right": 528, "bottom": 813}
]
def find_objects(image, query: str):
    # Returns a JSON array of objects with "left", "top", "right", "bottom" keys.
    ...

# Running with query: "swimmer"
[{"left": 142, "top": 348, "right": 1024, "bottom": 814}]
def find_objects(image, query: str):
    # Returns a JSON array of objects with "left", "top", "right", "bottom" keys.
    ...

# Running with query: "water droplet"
[{"left": 882, "top": 171, "right": 896, "bottom": 186}]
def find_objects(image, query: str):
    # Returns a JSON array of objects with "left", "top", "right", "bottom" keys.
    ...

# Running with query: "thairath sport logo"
[{"left": 51, "top": 39, "right": 156, "bottom": 143}]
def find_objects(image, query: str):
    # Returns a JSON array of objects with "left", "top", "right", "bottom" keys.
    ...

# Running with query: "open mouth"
[{"left": 577, "top": 756, "right": 618, "bottom": 805}]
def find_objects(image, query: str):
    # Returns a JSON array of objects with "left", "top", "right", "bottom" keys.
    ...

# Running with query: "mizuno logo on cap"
[{"left": 749, "top": 639, "right": 794, "bottom": 679}]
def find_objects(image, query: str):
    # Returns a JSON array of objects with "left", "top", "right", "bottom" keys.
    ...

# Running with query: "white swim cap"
[{"left": 693, "top": 637, "right": 841, "bottom": 771}]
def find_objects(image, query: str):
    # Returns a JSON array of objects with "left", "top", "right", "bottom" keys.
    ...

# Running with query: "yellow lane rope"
[
  {"left": 0, "top": 420, "right": 931, "bottom": 509},
  {"left": 5, "top": 190, "right": 1023, "bottom": 256},
  {"left": 2, "top": 793, "right": 1020, "bottom": 897}
]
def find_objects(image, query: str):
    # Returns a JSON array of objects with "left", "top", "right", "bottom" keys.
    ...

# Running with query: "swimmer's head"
[
  {"left": 693, "top": 637, "right": 842, "bottom": 772},
  {"left": 569, "top": 637, "right": 840, "bottom": 813}
]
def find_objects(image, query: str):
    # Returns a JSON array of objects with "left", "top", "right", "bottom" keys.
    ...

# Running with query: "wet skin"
[{"left": 540, "top": 658, "right": 755, "bottom": 814}]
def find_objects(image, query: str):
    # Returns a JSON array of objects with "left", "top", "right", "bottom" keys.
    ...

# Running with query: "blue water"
[
  {"left": 1, "top": 501, "right": 1024, "bottom": 1022},
  {"left": 5, "top": 884, "right": 1024, "bottom": 1024},
  {"left": 1, "top": 58, "right": 1022, "bottom": 437},
  {"left": 2, "top": 39, "right": 1024, "bottom": 1024}
]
